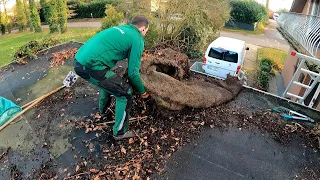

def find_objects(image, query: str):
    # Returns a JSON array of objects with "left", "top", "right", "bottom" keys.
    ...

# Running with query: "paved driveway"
[
  {"left": 59, "top": 20, "right": 289, "bottom": 51},
  {"left": 242, "top": 44, "right": 260, "bottom": 87},
  {"left": 42, "top": 21, "right": 101, "bottom": 29},
  {"left": 220, "top": 20, "right": 290, "bottom": 52}
]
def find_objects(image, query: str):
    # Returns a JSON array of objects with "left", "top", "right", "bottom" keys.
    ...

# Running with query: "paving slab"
[{"left": 243, "top": 44, "right": 260, "bottom": 87}]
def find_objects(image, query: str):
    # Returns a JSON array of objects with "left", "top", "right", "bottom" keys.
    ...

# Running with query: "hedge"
[
  {"left": 14, "top": 38, "right": 60, "bottom": 64},
  {"left": 230, "top": 0, "right": 268, "bottom": 24},
  {"left": 100, "top": 5, "right": 124, "bottom": 31},
  {"left": 258, "top": 58, "right": 275, "bottom": 90},
  {"left": 0, "top": 24, "right": 5, "bottom": 34},
  {"left": 69, "top": 0, "right": 119, "bottom": 19}
]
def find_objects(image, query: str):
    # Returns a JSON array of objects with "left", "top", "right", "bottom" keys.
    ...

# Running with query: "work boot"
[{"left": 113, "top": 131, "right": 135, "bottom": 140}]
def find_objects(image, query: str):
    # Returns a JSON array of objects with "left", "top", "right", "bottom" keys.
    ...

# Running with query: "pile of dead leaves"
[
  {"left": 68, "top": 98, "right": 320, "bottom": 179},
  {"left": 51, "top": 48, "right": 78, "bottom": 68},
  {"left": 247, "top": 110, "right": 320, "bottom": 149},
  {"left": 30, "top": 79, "right": 319, "bottom": 179},
  {"left": 70, "top": 97, "right": 206, "bottom": 179},
  {"left": 68, "top": 94, "right": 320, "bottom": 179}
]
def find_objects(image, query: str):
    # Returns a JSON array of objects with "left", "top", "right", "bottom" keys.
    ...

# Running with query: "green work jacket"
[{"left": 75, "top": 24, "right": 146, "bottom": 94}]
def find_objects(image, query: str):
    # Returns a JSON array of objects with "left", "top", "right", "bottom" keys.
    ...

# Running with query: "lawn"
[
  {"left": 222, "top": 21, "right": 270, "bottom": 35},
  {"left": 0, "top": 28, "right": 98, "bottom": 66},
  {"left": 257, "top": 47, "right": 287, "bottom": 70},
  {"left": 222, "top": 26, "right": 264, "bottom": 35}
]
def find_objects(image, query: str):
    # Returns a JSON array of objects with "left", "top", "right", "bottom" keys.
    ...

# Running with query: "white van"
[
  {"left": 273, "top": 13, "right": 279, "bottom": 20},
  {"left": 202, "top": 37, "right": 249, "bottom": 79}
]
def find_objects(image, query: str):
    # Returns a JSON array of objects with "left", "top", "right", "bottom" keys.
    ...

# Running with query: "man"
[{"left": 74, "top": 15, "right": 149, "bottom": 140}]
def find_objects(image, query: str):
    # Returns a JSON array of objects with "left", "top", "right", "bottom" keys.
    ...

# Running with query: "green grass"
[
  {"left": 257, "top": 47, "right": 287, "bottom": 70},
  {"left": 222, "top": 26, "right": 264, "bottom": 35},
  {"left": 222, "top": 21, "right": 269, "bottom": 35},
  {"left": 0, "top": 28, "right": 98, "bottom": 66}
]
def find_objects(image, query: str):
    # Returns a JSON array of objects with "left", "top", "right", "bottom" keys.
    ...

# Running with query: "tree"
[
  {"left": 134, "top": 0, "right": 151, "bottom": 13},
  {"left": 57, "top": 0, "right": 68, "bottom": 33},
  {"left": 1, "top": 0, "right": 11, "bottom": 33},
  {"left": 41, "top": 0, "right": 59, "bottom": 33},
  {"left": 121, "top": 0, "right": 230, "bottom": 52},
  {"left": 0, "top": 11, "right": 5, "bottom": 34},
  {"left": 23, "top": 0, "right": 31, "bottom": 30},
  {"left": 29, "top": 0, "right": 42, "bottom": 32},
  {"left": 100, "top": 4, "right": 124, "bottom": 30},
  {"left": 40, "top": 0, "right": 49, "bottom": 28},
  {"left": 230, "top": 0, "right": 268, "bottom": 24},
  {"left": 15, "top": 0, "right": 28, "bottom": 31},
  {"left": 266, "top": 0, "right": 269, "bottom": 10}
]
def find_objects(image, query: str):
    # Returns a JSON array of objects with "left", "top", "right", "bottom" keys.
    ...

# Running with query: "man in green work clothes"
[{"left": 74, "top": 15, "right": 149, "bottom": 140}]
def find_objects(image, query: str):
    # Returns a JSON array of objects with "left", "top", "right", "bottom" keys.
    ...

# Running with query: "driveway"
[
  {"left": 42, "top": 21, "right": 101, "bottom": 29},
  {"left": 220, "top": 20, "right": 290, "bottom": 52},
  {"left": 59, "top": 20, "right": 289, "bottom": 52},
  {"left": 6, "top": 20, "right": 102, "bottom": 34},
  {"left": 242, "top": 44, "right": 260, "bottom": 87}
]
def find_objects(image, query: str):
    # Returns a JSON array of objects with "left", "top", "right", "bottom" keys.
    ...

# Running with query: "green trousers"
[{"left": 74, "top": 60, "right": 132, "bottom": 136}]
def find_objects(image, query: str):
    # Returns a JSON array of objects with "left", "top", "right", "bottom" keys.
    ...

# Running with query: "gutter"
[{"left": 243, "top": 85, "right": 320, "bottom": 122}]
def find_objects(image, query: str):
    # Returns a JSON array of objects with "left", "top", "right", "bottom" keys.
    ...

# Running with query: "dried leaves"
[
  {"left": 121, "top": 147, "right": 127, "bottom": 154},
  {"left": 0, "top": 147, "right": 10, "bottom": 162},
  {"left": 129, "top": 138, "right": 135, "bottom": 144},
  {"left": 76, "top": 119, "right": 107, "bottom": 134},
  {"left": 51, "top": 48, "right": 78, "bottom": 68},
  {"left": 66, "top": 93, "right": 319, "bottom": 179},
  {"left": 90, "top": 169, "right": 99, "bottom": 173}
]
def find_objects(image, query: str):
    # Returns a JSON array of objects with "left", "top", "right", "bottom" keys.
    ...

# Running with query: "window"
[{"left": 208, "top": 48, "right": 238, "bottom": 63}]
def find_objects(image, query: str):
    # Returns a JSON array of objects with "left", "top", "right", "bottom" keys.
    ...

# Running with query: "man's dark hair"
[{"left": 131, "top": 15, "right": 149, "bottom": 28}]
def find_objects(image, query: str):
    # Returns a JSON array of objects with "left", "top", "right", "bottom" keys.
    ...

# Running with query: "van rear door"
[{"left": 205, "top": 47, "right": 239, "bottom": 79}]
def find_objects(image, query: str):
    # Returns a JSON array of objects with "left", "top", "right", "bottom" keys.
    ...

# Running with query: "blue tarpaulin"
[{"left": 0, "top": 97, "right": 22, "bottom": 127}]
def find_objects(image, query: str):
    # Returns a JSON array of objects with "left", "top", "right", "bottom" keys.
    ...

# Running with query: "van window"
[{"left": 208, "top": 48, "right": 238, "bottom": 63}]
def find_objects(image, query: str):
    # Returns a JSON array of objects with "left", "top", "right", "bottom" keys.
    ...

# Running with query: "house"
[{"left": 277, "top": 0, "right": 320, "bottom": 110}]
